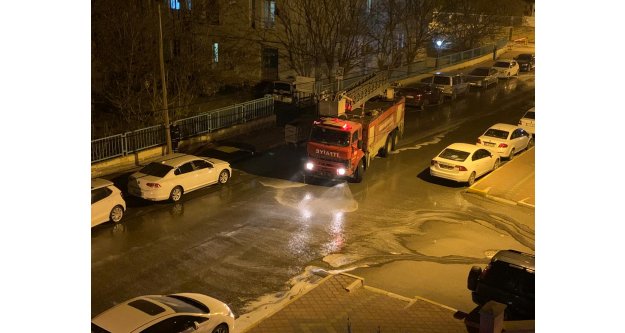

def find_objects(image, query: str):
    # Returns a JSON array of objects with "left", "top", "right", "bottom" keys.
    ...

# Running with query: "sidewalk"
[
  {"left": 467, "top": 147, "right": 535, "bottom": 208},
  {"left": 239, "top": 272, "right": 469, "bottom": 333}
]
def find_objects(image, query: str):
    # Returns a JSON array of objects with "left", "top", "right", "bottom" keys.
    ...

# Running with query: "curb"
[{"left": 237, "top": 273, "right": 335, "bottom": 333}]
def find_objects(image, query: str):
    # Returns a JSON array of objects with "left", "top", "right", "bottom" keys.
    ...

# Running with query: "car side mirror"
[{"left": 193, "top": 321, "right": 200, "bottom": 330}]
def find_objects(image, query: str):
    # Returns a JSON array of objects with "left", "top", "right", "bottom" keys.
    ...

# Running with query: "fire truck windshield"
[{"left": 310, "top": 126, "right": 350, "bottom": 147}]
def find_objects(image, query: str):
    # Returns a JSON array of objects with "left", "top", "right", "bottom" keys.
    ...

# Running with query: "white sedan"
[
  {"left": 477, "top": 123, "right": 532, "bottom": 160},
  {"left": 92, "top": 293, "right": 235, "bottom": 333},
  {"left": 91, "top": 178, "right": 126, "bottom": 227},
  {"left": 128, "top": 153, "right": 232, "bottom": 202},
  {"left": 430, "top": 143, "right": 500, "bottom": 185},
  {"left": 518, "top": 107, "right": 535, "bottom": 137},
  {"left": 492, "top": 60, "right": 520, "bottom": 78}
]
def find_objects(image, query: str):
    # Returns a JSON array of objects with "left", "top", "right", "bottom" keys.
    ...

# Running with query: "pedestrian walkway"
[
  {"left": 240, "top": 273, "right": 468, "bottom": 333},
  {"left": 467, "top": 147, "right": 535, "bottom": 208}
]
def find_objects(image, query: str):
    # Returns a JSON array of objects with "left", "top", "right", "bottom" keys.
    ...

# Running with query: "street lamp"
[
  {"left": 157, "top": 1, "right": 173, "bottom": 154},
  {"left": 435, "top": 40, "right": 443, "bottom": 69}
]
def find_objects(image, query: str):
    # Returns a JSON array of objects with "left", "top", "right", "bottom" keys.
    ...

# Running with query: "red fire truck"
[{"left": 304, "top": 95, "right": 405, "bottom": 182}]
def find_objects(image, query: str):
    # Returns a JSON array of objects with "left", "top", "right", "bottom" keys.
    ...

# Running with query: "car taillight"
[
  {"left": 457, "top": 166, "right": 467, "bottom": 171},
  {"left": 146, "top": 183, "right": 161, "bottom": 188},
  {"left": 498, "top": 143, "right": 508, "bottom": 148},
  {"left": 477, "top": 139, "right": 482, "bottom": 144}
]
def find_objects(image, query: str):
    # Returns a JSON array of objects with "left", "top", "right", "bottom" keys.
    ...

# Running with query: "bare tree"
[{"left": 433, "top": 0, "right": 527, "bottom": 50}]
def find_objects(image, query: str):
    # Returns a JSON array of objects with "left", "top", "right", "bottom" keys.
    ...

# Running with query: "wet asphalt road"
[{"left": 92, "top": 74, "right": 535, "bottom": 317}]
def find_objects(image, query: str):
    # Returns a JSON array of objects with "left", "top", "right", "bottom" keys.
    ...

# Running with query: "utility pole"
[{"left": 158, "top": 1, "right": 173, "bottom": 154}]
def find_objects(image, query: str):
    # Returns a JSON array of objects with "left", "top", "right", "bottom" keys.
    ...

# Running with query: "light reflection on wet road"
[{"left": 92, "top": 74, "right": 535, "bottom": 317}]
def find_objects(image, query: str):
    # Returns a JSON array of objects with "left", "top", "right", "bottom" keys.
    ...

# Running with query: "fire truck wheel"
[
  {"left": 353, "top": 161, "right": 364, "bottom": 183},
  {"left": 391, "top": 132, "right": 398, "bottom": 151},
  {"left": 380, "top": 137, "right": 390, "bottom": 157}
]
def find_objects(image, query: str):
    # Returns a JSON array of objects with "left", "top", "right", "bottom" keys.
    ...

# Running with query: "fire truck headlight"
[
  {"left": 306, "top": 162, "right": 314, "bottom": 170},
  {"left": 337, "top": 168, "right": 346, "bottom": 175}
]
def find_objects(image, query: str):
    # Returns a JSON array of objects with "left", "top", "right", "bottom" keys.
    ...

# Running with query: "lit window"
[
  {"left": 213, "top": 43, "right": 219, "bottom": 63},
  {"left": 170, "top": 0, "right": 191, "bottom": 10},
  {"left": 263, "top": 0, "right": 275, "bottom": 28}
]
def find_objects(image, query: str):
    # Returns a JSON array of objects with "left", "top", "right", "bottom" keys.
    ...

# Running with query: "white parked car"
[
  {"left": 491, "top": 60, "right": 520, "bottom": 78},
  {"left": 91, "top": 293, "right": 235, "bottom": 333},
  {"left": 128, "top": 153, "right": 232, "bottom": 202},
  {"left": 91, "top": 178, "right": 126, "bottom": 227},
  {"left": 518, "top": 107, "right": 535, "bottom": 137},
  {"left": 430, "top": 143, "right": 500, "bottom": 185},
  {"left": 477, "top": 123, "right": 532, "bottom": 160}
]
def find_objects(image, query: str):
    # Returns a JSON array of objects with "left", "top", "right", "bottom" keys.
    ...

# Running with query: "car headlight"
[
  {"left": 337, "top": 168, "right": 346, "bottom": 175},
  {"left": 306, "top": 162, "right": 314, "bottom": 170}
]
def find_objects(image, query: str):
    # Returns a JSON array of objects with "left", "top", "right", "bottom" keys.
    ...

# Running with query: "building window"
[
  {"left": 250, "top": 0, "right": 256, "bottom": 28},
  {"left": 207, "top": 0, "right": 220, "bottom": 25},
  {"left": 213, "top": 43, "right": 219, "bottom": 63},
  {"left": 263, "top": 0, "right": 275, "bottom": 28},
  {"left": 173, "top": 39, "right": 181, "bottom": 57},
  {"left": 170, "top": 0, "right": 191, "bottom": 10}
]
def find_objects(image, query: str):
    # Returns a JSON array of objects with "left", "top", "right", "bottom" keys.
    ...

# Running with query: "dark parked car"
[
  {"left": 514, "top": 53, "right": 535, "bottom": 72},
  {"left": 467, "top": 249, "right": 535, "bottom": 320},
  {"left": 466, "top": 67, "right": 498, "bottom": 89},
  {"left": 395, "top": 84, "right": 443, "bottom": 109}
]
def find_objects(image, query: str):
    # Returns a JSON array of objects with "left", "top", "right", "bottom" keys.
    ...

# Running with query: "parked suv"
[
  {"left": 467, "top": 249, "right": 535, "bottom": 320},
  {"left": 429, "top": 73, "right": 469, "bottom": 100}
]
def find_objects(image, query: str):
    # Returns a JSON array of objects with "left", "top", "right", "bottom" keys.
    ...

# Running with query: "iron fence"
[
  {"left": 92, "top": 39, "right": 508, "bottom": 164},
  {"left": 91, "top": 96, "right": 274, "bottom": 163}
]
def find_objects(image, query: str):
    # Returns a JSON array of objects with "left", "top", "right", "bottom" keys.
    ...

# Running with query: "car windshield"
[
  {"left": 310, "top": 126, "right": 350, "bottom": 147},
  {"left": 432, "top": 76, "right": 451, "bottom": 85},
  {"left": 469, "top": 68, "right": 490, "bottom": 76},
  {"left": 493, "top": 61, "right": 510, "bottom": 68},
  {"left": 484, "top": 129, "right": 510, "bottom": 139},
  {"left": 139, "top": 162, "right": 174, "bottom": 177},
  {"left": 274, "top": 82, "right": 291, "bottom": 92},
  {"left": 517, "top": 54, "right": 532, "bottom": 60},
  {"left": 523, "top": 111, "right": 535, "bottom": 120},
  {"left": 147, "top": 295, "right": 209, "bottom": 314},
  {"left": 439, "top": 148, "right": 470, "bottom": 162}
]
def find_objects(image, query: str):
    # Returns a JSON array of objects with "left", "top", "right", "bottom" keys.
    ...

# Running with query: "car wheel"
[
  {"left": 170, "top": 186, "right": 183, "bottom": 202},
  {"left": 493, "top": 158, "right": 500, "bottom": 170},
  {"left": 218, "top": 170, "right": 230, "bottom": 184},
  {"left": 212, "top": 323, "right": 229, "bottom": 333},
  {"left": 509, "top": 148, "right": 516, "bottom": 160},
  {"left": 468, "top": 266, "right": 482, "bottom": 291},
  {"left": 467, "top": 172, "right": 476, "bottom": 186},
  {"left": 109, "top": 205, "right": 124, "bottom": 223}
]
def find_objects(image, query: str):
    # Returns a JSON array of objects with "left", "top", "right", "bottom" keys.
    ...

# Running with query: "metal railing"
[
  {"left": 313, "top": 38, "right": 508, "bottom": 96},
  {"left": 91, "top": 96, "right": 274, "bottom": 163},
  {"left": 92, "top": 38, "right": 508, "bottom": 163}
]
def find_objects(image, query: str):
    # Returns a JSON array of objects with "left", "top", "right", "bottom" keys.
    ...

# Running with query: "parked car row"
[
  {"left": 429, "top": 121, "right": 533, "bottom": 186},
  {"left": 91, "top": 153, "right": 232, "bottom": 228},
  {"left": 400, "top": 54, "right": 534, "bottom": 108}
]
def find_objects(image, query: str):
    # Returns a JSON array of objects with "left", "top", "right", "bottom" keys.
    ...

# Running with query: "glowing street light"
[{"left": 435, "top": 40, "right": 443, "bottom": 69}]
